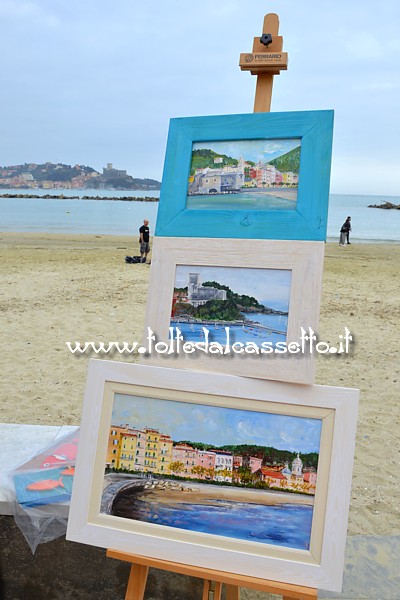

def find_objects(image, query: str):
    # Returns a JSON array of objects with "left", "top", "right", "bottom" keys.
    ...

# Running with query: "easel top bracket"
[
  {"left": 239, "top": 13, "right": 288, "bottom": 112},
  {"left": 239, "top": 12, "right": 287, "bottom": 76}
]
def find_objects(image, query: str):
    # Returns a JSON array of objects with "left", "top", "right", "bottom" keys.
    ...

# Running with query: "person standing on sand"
[
  {"left": 339, "top": 216, "right": 351, "bottom": 245},
  {"left": 139, "top": 219, "right": 150, "bottom": 263}
]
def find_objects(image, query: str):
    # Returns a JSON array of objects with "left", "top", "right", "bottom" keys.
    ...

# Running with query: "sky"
[
  {"left": 192, "top": 139, "right": 301, "bottom": 165},
  {"left": 174, "top": 265, "right": 292, "bottom": 311},
  {"left": 112, "top": 393, "right": 322, "bottom": 453},
  {"left": 1, "top": 1, "right": 399, "bottom": 195}
]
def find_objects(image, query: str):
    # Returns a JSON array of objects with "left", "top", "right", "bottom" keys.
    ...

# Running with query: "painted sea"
[
  {"left": 112, "top": 493, "right": 313, "bottom": 550},
  {"left": 1, "top": 189, "right": 399, "bottom": 242},
  {"left": 186, "top": 189, "right": 297, "bottom": 211},
  {"left": 171, "top": 312, "right": 288, "bottom": 346}
]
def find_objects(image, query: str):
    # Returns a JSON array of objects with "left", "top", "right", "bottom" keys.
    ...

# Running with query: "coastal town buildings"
[
  {"left": 107, "top": 426, "right": 173, "bottom": 474},
  {"left": 188, "top": 156, "right": 299, "bottom": 195},
  {"left": 0, "top": 162, "right": 100, "bottom": 189},
  {"left": 256, "top": 454, "right": 317, "bottom": 494},
  {"left": 107, "top": 426, "right": 317, "bottom": 494},
  {"left": 0, "top": 162, "right": 159, "bottom": 190}
]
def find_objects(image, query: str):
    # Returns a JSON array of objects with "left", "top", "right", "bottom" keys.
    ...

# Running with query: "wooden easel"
[
  {"left": 107, "top": 13, "right": 317, "bottom": 600},
  {"left": 106, "top": 549, "right": 317, "bottom": 600}
]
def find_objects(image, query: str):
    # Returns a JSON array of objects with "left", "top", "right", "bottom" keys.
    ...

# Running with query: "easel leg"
[
  {"left": 202, "top": 580, "right": 223, "bottom": 600},
  {"left": 226, "top": 584, "right": 240, "bottom": 600},
  {"left": 125, "top": 563, "right": 149, "bottom": 600}
]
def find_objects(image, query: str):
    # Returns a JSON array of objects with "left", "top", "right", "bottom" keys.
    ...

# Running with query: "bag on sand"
[{"left": 125, "top": 256, "right": 142, "bottom": 264}]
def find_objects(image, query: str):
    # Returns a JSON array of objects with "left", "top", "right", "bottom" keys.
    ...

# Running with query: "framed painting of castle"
[
  {"left": 142, "top": 237, "right": 324, "bottom": 384},
  {"left": 155, "top": 110, "right": 334, "bottom": 241},
  {"left": 66, "top": 360, "right": 359, "bottom": 592}
]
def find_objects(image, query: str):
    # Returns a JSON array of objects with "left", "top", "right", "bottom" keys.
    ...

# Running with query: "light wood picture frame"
[
  {"left": 66, "top": 360, "right": 358, "bottom": 592},
  {"left": 142, "top": 237, "right": 324, "bottom": 384},
  {"left": 155, "top": 111, "right": 334, "bottom": 241}
]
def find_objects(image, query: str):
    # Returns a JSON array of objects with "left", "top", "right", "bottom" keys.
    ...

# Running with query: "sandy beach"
[
  {"left": 262, "top": 189, "right": 297, "bottom": 201},
  {"left": 0, "top": 232, "right": 399, "bottom": 540},
  {"left": 138, "top": 481, "right": 314, "bottom": 507}
]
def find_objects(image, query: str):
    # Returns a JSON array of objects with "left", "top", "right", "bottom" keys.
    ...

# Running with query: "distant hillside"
[
  {"left": 0, "top": 162, "right": 96, "bottom": 182},
  {"left": 0, "top": 162, "right": 161, "bottom": 190},
  {"left": 267, "top": 146, "right": 301, "bottom": 174},
  {"left": 202, "top": 281, "right": 288, "bottom": 315},
  {"left": 190, "top": 149, "right": 239, "bottom": 175},
  {"left": 189, "top": 147, "right": 301, "bottom": 177},
  {"left": 88, "top": 176, "right": 161, "bottom": 190}
]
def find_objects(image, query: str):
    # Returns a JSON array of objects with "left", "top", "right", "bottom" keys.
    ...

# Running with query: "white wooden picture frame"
[
  {"left": 66, "top": 360, "right": 358, "bottom": 592},
  {"left": 142, "top": 237, "right": 324, "bottom": 384}
]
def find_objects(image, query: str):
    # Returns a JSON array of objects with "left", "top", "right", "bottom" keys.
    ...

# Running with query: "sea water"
[
  {"left": 1, "top": 189, "right": 399, "bottom": 242},
  {"left": 327, "top": 194, "right": 400, "bottom": 242},
  {"left": 112, "top": 495, "right": 313, "bottom": 550},
  {"left": 171, "top": 312, "right": 288, "bottom": 346}
]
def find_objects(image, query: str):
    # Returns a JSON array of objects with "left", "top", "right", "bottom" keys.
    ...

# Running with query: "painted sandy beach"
[
  {"left": 134, "top": 481, "right": 315, "bottom": 506},
  {"left": 0, "top": 232, "right": 399, "bottom": 543}
]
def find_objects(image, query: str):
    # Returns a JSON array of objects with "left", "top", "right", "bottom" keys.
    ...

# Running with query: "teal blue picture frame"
[{"left": 155, "top": 111, "right": 334, "bottom": 240}]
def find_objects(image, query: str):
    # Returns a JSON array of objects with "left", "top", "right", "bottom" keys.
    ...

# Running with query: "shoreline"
[
  {"left": 326, "top": 236, "right": 400, "bottom": 244},
  {"left": 1, "top": 230, "right": 398, "bottom": 244}
]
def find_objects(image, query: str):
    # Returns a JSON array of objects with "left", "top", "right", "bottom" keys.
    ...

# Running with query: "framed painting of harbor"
[
  {"left": 66, "top": 360, "right": 359, "bottom": 592},
  {"left": 155, "top": 110, "right": 334, "bottom": 241},
  {"left": 142, "top": 237, "right": 324, "bottom": 384},
  {"left": 187, "top": 138, "right": 301, "bottom": 211}
]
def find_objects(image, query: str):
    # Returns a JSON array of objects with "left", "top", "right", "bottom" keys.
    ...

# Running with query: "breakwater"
[{"left": 0, "top": 193, "right": 159, "bottom": 201}]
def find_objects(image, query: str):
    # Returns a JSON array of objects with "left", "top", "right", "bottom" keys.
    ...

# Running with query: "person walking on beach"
[
  {"left": 339, "top": 216, "right": 351, "bottom": 245},
  {"left": 139, "top": 219, "right": 150, "bottom": 263}
]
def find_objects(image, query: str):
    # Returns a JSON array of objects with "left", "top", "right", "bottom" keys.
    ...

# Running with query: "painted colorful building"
[
  {"left": 196, "top": 450, "right": 217, "bottom": 479},
  {"left": 119, "top": 432, "right": 140, "bottom": 471},
  {"left": 106, "top": 425, "right": 130, "bottom": 467},
  {"left": 171, "top": 443, "right": 198, "bottom": 476},
  {"left": 157, "top": 433, "right": 173, "bottom": 474},
  {"left": 214, "top": 450, "right": 233, "bottom": 482},
  {"left": 258, "top": 468, "right": 287, "bottom": 488},
  {"left": 106, "top": 427, "right": 316, "bottom": 493}
]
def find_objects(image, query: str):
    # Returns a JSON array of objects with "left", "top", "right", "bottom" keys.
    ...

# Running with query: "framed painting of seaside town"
[
  {"left": 155, "top": 111, "right": 334, "bottom": 241},
  {"left": 142, "top": 237, "right": 324, "bottom": 384},
  {"left": 66, "top": 360, "right": 359, "bottom": 592}
]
